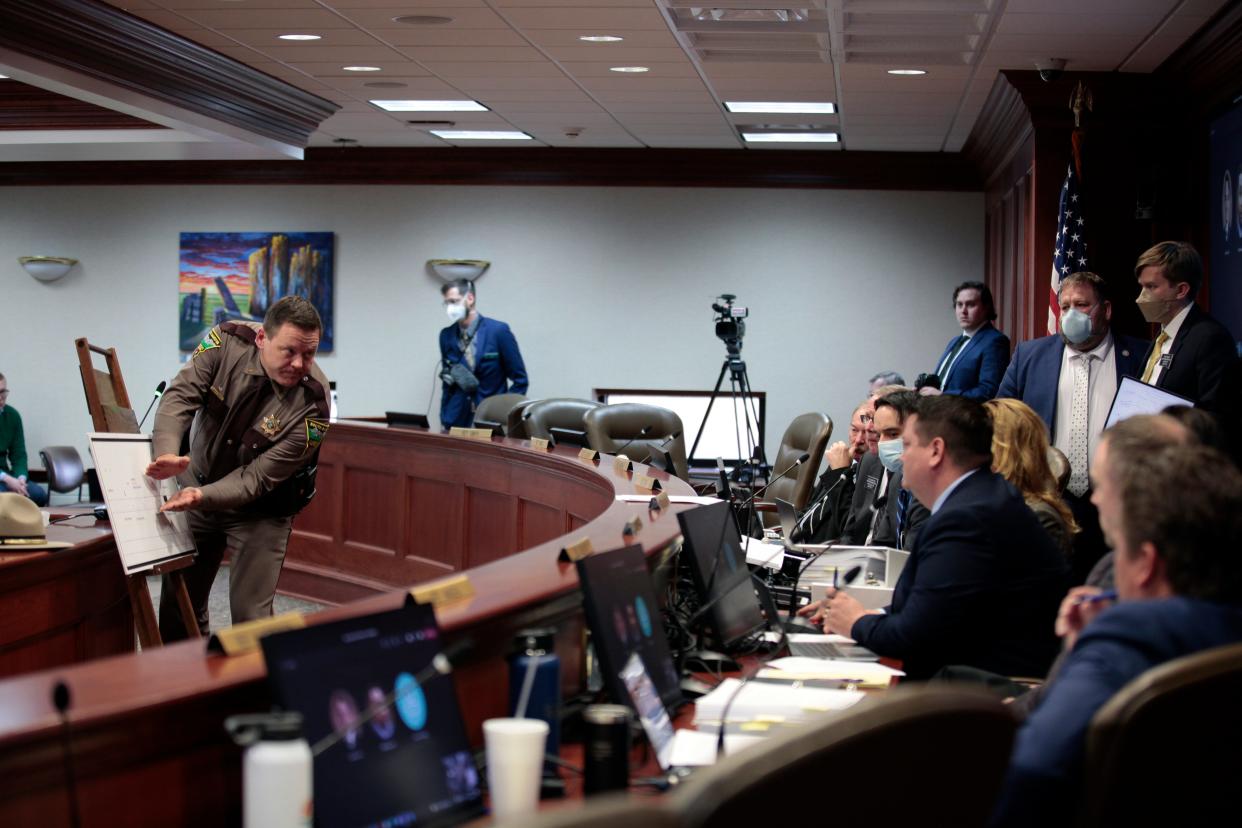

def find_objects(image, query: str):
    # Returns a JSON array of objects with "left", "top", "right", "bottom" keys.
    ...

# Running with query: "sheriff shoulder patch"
[
  {"left": 192, "top": 329, "right": 222, "bottom": 359},
  {"left": 304, "top": 418, "right": 330, "bottom": 455}
]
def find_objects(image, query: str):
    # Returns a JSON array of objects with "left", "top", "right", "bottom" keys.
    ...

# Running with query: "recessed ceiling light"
[
  {"left": 579, "top": 35, "right": 624, "bottom": 42},
  {"left": 610, "top": 66, "right": 649, "bottom": 73},
  {"left": 343, "top": 66, "right": 382, "bottom": 72},
  {"left": 364, "top": 82, "right": 408, "bottom": 89},
  {"left": 393, "top": 15, "right": 454, "bottom": 25},
  {"left": 430, "top": 130, "right": 533, "bottom": 140},
  {"left": 725, "top": 101, "right": 836, "bottom": 114},
  {"left": 278, "top": 34, "right": 321, "bottom": 41},
  {"left": 887, "top": 69, "right": 927, "bottom": 76},
  {"left": 742, "top": 132, "right": 839, "bottom": 143},
  {"left": 371, "top": 99, "right": 488, "bottom": 112}
]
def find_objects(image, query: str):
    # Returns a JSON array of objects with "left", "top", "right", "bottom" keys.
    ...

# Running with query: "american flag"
[{"left": 1048, "top": 163, "right": 1088, "bottom": 334}]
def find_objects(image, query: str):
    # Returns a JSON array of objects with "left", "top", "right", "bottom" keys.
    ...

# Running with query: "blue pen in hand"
[{"left": 1075, "top": 590, "right": 1118, "bottom": 605}]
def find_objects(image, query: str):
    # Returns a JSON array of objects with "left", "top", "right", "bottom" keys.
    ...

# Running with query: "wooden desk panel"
[{"left": 0, "top": 423, "right": 695, "bottom": 827}]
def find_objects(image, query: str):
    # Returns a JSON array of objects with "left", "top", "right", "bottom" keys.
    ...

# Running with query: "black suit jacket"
[
  {"left": 1147, "top": 303, "right": 1238, "bottom": 411},
  {"left": 850, "top": 469, "right": 1068, "bottom": 680},
  {"left": 839, "top": 454, "right": 928, "bottom": 549}
]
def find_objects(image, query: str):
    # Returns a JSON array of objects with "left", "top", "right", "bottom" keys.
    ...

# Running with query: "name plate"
[
  {"left": 529, "top": 437, "right": 550, "bottom": 451},
  {"left": 558, "top": 537, "right": 595, "bottom": 563},
  {"left": 650, "top": 491, "right": 671, "bottom": 512},
  {"left": 613, "top": 454, "right": 634, "bottom": 473},
  {"left": 408, "top": 574, "right": 476, "bottom": 608},
  {"left": 623, "top": 516, "right": 643, "bottom": 537},
  {"left": 578, "top": 447, "right": 601, "bottom": 462},
  {"left": 208, "top": 612, "right": 306, "bottom": 656},
  {"left": 449, "top": 427, "right": 495, "bottom": 442},
  {"left": 632, "top": 473, "right": 663, "bottom": 492}
]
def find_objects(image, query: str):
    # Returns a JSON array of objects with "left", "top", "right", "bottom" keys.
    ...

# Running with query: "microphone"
[
  {"left": 735, "top": 453, "right": 811, "bottom": 510},
  {"left": 52, "top": 680, "right": 82, "bottom": 828},
  {"left": 137, "top": 380, "right": 167, "bottom": 431},
  {"left": 611, "top": 425, "right": 653, "bottom": 458},
  {"left": 311, "top": 637, "right": 471, "bottom": 757}
]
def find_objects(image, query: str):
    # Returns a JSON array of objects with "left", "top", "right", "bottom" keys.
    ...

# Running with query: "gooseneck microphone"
[
  {"left": 611, "top": 425, "right": 653, "bottom": 458},
  {"left": 52, "top": 680, "right": 82, "bottom": 828},
  {"left": 311, "top": 638, "right": 471, "bottom": 757},
  {"left": 137, "top": 380, "right": 167, "bottom": 431}
]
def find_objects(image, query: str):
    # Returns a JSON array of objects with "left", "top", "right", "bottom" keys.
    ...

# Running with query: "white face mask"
[
  {"left": 878, "top": 438, "right": 904, "bottom": 474},
  {"left": 445, "top": 302, "right": 467, "bottom": 322}
]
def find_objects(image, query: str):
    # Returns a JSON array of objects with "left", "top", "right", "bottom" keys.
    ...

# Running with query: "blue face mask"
[
  {"left": 878, "top": 438, "right": 904, "bottom": 474},
  {"left": 1060, "top": 308, "right": 1095, "bottom": 345}
]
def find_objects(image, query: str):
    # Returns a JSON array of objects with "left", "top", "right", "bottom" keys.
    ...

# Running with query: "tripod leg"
[{"left": 688, "top": 360, "right": 731, "bottom": 465}]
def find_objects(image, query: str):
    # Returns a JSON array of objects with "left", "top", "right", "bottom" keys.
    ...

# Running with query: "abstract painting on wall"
[{"left": 178, "top": 231, "right": 335, "bottom": 353}]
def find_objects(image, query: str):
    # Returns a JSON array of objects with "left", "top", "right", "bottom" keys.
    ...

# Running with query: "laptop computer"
[
  {"left": 385, "top": 411, "right": 430, "bottom": 430},
  {"left": 773, "top": 497, "right": 834, "bottom": 552},
  {"left": 261, "top": 603, "right": 485, "bottom": 828},
  {"left": 677, "top": 501, "right": 766, "bottom": 652}
]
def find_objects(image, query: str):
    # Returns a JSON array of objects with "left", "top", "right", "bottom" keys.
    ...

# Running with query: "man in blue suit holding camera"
[
  {"left": 924, "top": 281, "right": 1010, "bottom": 400},
  {"left": 438, "top": 279, "right": 529, "bottom": 430}
]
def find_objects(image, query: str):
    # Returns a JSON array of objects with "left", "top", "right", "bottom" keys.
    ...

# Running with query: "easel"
[{"left": 76, "top": 338, "right": 200, "bottom": 647}]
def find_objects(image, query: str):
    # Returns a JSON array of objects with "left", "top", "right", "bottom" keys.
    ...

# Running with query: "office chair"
[
  {"left": 669, "top": 686, "right": 1018, "bottom": 827},
  {"left": 759, "top": 412, "right": 832, "bottom": 527},
  {"left": 503, "top": 794, "right": 677, "bottom": 828},
  {"left": 1083, "top": 641, "right": 1242, "bottom": 827},
  {"left": 1046, "top": 446, "right": 1071, "bottom": 495},
  {"left": 522, "top": 398, "right": 602, "bottom": 443},
  {"left": 472, "top": 393, "right": 527, "bottom": 433},
  {"left": 506, "top": 398, "right": 541, "bottom": 440},
  {"left": 583, "top": 403, "right": 690, "bottom": 481},
  {"left": 39, "top": 445, "right": 86, "bottom": 502}
]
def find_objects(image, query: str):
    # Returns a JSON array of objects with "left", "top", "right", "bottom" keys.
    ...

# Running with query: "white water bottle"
[{"left": 227, "top": 712, "right": 313, "bottom": 828}]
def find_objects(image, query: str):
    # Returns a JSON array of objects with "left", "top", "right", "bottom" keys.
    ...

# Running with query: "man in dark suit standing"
[
  {"left": 1134, "top": 241, "right": 1237, "bottom": 411},
  {"left": 997, "top": 271, "right": 1148, "bottom": 581},
  {"left": 925, "top": 281, "right": 1011, "bottom": 400},
  {"left": 438, "top": 278, "right": 529, "bottom": 430},
  {"left": 807, "top": 395, "right": 1068, "bottom": 680}
]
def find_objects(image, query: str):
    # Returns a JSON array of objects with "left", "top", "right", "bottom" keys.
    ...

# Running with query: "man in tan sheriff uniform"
[{"left": 147, "top": 296, "right": 331, "bottom": 641}]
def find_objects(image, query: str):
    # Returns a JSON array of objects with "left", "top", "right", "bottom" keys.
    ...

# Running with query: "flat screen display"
[
  {"left": 576, "top": 544, "right": 684, "bottom": 714},
  {"left": 261, "top": 604, "right": 484, "bottom": 828},
  {"left": 677, "top": 500, "right": 765, "bottom": 650}
]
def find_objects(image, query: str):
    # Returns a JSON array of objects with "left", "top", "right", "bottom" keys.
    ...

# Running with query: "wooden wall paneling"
[
  {"left": 404, "top": 476, "right": 465, "bottom": 573},
  {"left": 519, "top": 498, "right": 568, "bottom": 551},
  {"left": 465, "top": 488, "right": 519, "bottom": 568}
]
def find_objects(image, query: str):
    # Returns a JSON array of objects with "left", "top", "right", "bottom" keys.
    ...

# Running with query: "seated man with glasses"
[{"left": 0, "top": 373, "right": 49, "bottom": 506}]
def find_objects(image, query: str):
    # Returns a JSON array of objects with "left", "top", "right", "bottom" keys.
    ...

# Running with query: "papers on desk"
[
  {"left": 742, "top": 535, "right": 785, "bottom": 570},
  {"left": 664, "top": 728, "right": 766, "bottom": 766},
  {"left": 615, "top": 494, "right": 723, "bottom": 505},
  {"left": 763, "top": 656, "right": 905, "bottom": 688},
  {"left": 693, "top": 677, "right": 865, "bottom": 732}
]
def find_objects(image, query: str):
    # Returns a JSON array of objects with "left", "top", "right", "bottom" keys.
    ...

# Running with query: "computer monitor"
[
  {"left": 576, "top": 545, "right": 684, "bottom": 714},
  {"left": 261, "top": 603, "right": 485, "bottom": 828},
  {"left": 676, "top": 500, "right": 765, "bottom": 650}
]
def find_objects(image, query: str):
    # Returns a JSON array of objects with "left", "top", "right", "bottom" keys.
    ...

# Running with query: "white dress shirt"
[
  {"left": 1053, "top": 332, "right": 1117, "bottom": 480},
  {"left": 1147, "top": 302, "right": 1192, "bottom": 386}
]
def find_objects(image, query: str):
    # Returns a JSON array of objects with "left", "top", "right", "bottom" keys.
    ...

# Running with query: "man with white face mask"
[
  {"left": 1133, "top": 241, "right": 1237, "bottom": 411},
  {"left": 438, "top": 278, "right": 529, "bottom": 430},
  {"left": 997, "top": 272, "right": 1147, "bottom": 581}
]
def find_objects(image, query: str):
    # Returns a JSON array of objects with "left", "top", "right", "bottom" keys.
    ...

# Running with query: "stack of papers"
[
  {"left": 663, "top": 729, "right": 767, "bottom": 766},
  {"left": 742, "top": 536, "right": 786, "bottom": 570},
  {"left": 760, "top": 656, "right": 905, "bottom": 689},
  {"left": 693, "top": 677, "right": 865, "bottom": 732}
]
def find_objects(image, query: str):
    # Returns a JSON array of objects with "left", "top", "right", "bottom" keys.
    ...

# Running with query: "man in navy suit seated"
[
  {"left": 438, "top": 278, "right": 529, "bottom": 430},
  {"left": 989, "top": 430, "right": 1242, "bottom": 827},
  {"left": 924, "top": 281, "right": 1011, "bottom": 400},
  {"left": 805, "top": 395, "right": 1068, "bottom": 680},
  {"left": 997, "top": 271, "right": 1148, "bottom": 581}
]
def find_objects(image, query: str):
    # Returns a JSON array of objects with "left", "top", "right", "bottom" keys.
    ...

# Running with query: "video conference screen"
[
  {"left": 577, "top": 544, "right": 684, "bottom": 714},
  {"left": 677, "top": 500, "right": 765, "bottom": 650},
  {"left": 261, "top": 604, "right": 484, "bottom": 828}
]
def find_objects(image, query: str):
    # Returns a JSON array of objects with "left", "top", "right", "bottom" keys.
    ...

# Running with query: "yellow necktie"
[{"left": 1141, "top": 331, "right": 1169, "bottom": 383}]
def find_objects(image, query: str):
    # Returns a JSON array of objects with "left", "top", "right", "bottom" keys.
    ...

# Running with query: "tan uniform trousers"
[{"left": 158, "top": 508, "right": 294, "bottom": 641}]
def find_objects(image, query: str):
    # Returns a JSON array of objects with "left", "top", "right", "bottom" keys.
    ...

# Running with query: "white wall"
[{"left": 0, "top": 184, "right": 982, "bottom": 473}]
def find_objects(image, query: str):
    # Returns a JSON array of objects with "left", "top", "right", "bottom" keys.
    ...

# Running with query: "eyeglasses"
[{"left": 858, "top": 414, "right": 873, "bottom": 423}]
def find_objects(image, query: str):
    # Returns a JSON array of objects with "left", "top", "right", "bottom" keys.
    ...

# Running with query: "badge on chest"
[{"left": 260, "top": 413, "right": 281, "bottom": 437}]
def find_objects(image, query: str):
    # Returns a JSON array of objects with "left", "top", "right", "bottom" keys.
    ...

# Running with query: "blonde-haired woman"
[{"left": 984, "top": 397, "right": 1078, "bottom": 556}]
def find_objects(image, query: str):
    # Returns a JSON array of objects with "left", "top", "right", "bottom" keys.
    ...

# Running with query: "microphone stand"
[{"left": 737, "top": 453, "right": 809, "bottom": 540}]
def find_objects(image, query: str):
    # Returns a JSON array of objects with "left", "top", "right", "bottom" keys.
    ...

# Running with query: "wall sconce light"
[
  {"left": 19, "top": 256, "right": 78, "bottom": 282},
  {"left": 427, "top": 259, "right": 489, "bottom": 282}
]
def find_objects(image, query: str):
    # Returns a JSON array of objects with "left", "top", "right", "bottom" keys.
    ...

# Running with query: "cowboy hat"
[{"left": 0, "top": 492, "right": 73, "bottom": 552}]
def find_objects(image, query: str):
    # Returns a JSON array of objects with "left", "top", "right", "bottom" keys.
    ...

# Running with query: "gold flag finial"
[{"left": 1070, "top": 81, "right": 1093, "bottom": 129}]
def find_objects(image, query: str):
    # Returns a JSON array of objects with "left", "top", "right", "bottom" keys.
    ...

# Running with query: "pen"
[
  {"left": 1075, "top": 590, "right": 1117, "bottom": 605},
  {"left": 833, "top": 568, "right": 838, "bottom": 590}
]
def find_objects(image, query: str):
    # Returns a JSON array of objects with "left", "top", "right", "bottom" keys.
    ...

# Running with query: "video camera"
[{"left": 711, "top": 294, "right": 748, "bottom": 355}]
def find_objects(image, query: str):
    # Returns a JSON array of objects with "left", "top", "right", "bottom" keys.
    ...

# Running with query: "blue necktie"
[{"left": 895, "top": 488, "right": 912, "bottom": 550}]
